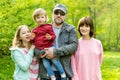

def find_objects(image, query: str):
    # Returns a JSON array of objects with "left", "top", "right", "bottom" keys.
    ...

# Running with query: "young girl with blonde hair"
[{"left": 10, "top": 25, "right": 36, "bottom": 80}]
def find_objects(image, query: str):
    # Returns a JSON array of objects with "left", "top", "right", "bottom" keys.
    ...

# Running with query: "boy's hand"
[
  {"left": 30, "top": 33, "right": 35, "bottom": 40},
  {"left": 45, "top": 33, "right": 52, "bottom": 40}
]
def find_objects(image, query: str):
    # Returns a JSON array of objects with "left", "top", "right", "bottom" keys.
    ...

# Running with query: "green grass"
[
  {"left": 101, "top": 51, "right": 120, "bottom": 80},
  {"left": 0, "top": 51, "right": 120, "bottom": 80}
]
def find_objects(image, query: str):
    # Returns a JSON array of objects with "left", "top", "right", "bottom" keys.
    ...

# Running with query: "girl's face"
[
  {"left": 80, "top": 24, "right": 90, "bottom": 37},
  {"left": 35, "top": 14, "right": 46, "bottom": 25},
  {"left": 19, "top": 27, "right": 31, "bottom": 43}
]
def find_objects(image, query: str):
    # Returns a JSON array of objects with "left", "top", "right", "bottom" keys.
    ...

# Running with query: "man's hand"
[{"left": 44, "top": 47, "right": 55, "bottom": 59}]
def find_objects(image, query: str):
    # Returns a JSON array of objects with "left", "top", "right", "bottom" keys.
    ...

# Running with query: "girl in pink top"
[{"left": 71, "top": 16, "right": 103, "bottom": 80}]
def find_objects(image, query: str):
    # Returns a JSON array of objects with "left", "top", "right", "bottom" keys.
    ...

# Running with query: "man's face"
[{"left": 53, "top": 10, "right": 66, "bottom": 25}]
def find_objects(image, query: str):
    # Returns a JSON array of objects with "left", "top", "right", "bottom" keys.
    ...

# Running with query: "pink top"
[
  {"left": 71, "top": 38, "right": 103, "bottom": 80},
  {"left": 29, "top": 56, "right": 39, "bottom": 80},
  {"left": 23, "top": 49, "right": 39, "bottom": 80}
]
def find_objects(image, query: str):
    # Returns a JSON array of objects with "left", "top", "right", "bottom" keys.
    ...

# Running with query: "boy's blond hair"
[{"left": 32, "top": 8, "right": 48, "bottom": 22}]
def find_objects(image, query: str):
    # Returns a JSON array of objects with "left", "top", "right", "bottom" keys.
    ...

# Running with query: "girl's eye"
[
  {"left": 37, "top": 16, "right": 40, "bottom": 19},
  {"left": 23, "top": 32, "right": 26, "bottom": 34},
  {"left": 86, "top": 25, "right": 89, "bottom": 27},
  {"left": 22, "top": 32, "right": 25, "bottom": 34},
  {"left": 27, "top": 31, "right": 30, "bottom": 33},
  {"left": 42, "top": 17, "right": 44, "bottom": 18},
  {"left": 80, "top": 25, "right": 84, "bottom": 27}
]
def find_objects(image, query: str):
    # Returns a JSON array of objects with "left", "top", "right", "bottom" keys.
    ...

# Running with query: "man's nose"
[{"left": 57, "top": 13, "right": 61, "bottom": 16}]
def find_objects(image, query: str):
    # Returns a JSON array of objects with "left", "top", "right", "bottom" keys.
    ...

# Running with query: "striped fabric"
[
  {"left": 23, "top": 49, "right": 39, "bottom": 80},
  {"left": 29, "top": 56, "right": 39, "bottom": 80}
]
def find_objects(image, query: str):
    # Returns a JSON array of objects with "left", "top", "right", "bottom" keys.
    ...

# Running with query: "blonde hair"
[
  {"left": 32, "top": 8, "right": 49, "bottom": 22},
  {"left": 12, "top": 25, "right": 31, "bottom": 48}
]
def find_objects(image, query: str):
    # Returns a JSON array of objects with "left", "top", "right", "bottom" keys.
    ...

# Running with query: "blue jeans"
[
  {"left": 40, "top": 71, "right": 70, "bottom": 80},
  {"left": 42, "top": 58, "right": 65, "bottom": 76}
]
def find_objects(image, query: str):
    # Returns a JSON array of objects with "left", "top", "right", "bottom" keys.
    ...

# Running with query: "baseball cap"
[{"left": 53, "top": 4, "right": 67, "bottom": 14}]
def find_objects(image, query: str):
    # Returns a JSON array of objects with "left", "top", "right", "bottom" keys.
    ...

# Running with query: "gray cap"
[{"left": 53, "top": 4, "right": 67, "bottom": 13}]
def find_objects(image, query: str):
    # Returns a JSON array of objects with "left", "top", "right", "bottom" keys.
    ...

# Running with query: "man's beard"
[{"left": 54, "top": 18, "right": 64, "bottom": 25}]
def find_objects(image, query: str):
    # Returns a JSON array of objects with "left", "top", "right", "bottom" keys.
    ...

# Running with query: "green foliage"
[
  {"left": 0, "top": 0, "right": 55, "bottom": 56},
  {"left": 0, "top": 0, "right": 89, "bottom": 56},
  {"left": 0, "top": 56, "right": 14, "bottom": 80},
  {"left": 0, "top": 0, "right": 120, "bottom": 56}
]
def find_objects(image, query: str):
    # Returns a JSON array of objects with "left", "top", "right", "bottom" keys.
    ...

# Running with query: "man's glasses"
[{"left": 54, "top": 10, "right": 65, "bottom": 16}]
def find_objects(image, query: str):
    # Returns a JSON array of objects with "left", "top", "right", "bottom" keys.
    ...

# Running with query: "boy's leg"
[
  {"left": 34, "top": 48, "right": 46, "bottom": 58},
  {"left": 51, "top": 58, "right": 67, "bottom": 80},
  {"left": 51, "top": 58, "right": 65, "bottom": 75},
  {"left": 42, "top": 58, "right": 56, "bottom": 80}
]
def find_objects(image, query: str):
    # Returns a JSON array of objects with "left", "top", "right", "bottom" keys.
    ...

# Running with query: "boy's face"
[{"left": 35, "top": 14, "right": 46, "bottom": 25}]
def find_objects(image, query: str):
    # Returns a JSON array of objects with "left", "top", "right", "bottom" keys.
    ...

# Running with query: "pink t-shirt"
[{"left": 71, "top": 38, "right": 103, "bottom": 80}]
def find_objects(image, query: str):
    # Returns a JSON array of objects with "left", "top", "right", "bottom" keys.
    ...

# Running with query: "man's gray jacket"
[{"left": 38, "top": 22, "right": 78, "bottom": 79}]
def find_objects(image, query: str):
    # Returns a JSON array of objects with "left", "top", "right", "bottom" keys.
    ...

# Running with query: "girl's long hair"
[{"left": 12, "top": 25, "right": 31, "bottom": 48}]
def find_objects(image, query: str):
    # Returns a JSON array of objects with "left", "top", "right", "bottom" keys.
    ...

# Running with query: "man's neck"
[{"left": 53, "top": 23, "right": 63, "bottom": 28}]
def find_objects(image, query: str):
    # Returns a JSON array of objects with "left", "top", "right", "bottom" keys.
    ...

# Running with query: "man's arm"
[
  {"left": 44, "top": 27, "right": 78, "bottom": 59},
  {"left": 54, "top": 28, "right": 78, "bottom": 57}
]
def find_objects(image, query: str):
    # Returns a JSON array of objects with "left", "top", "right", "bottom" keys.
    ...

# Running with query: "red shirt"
[{"left": 32, "top": 24, "right": 56, "bottom": 50}]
